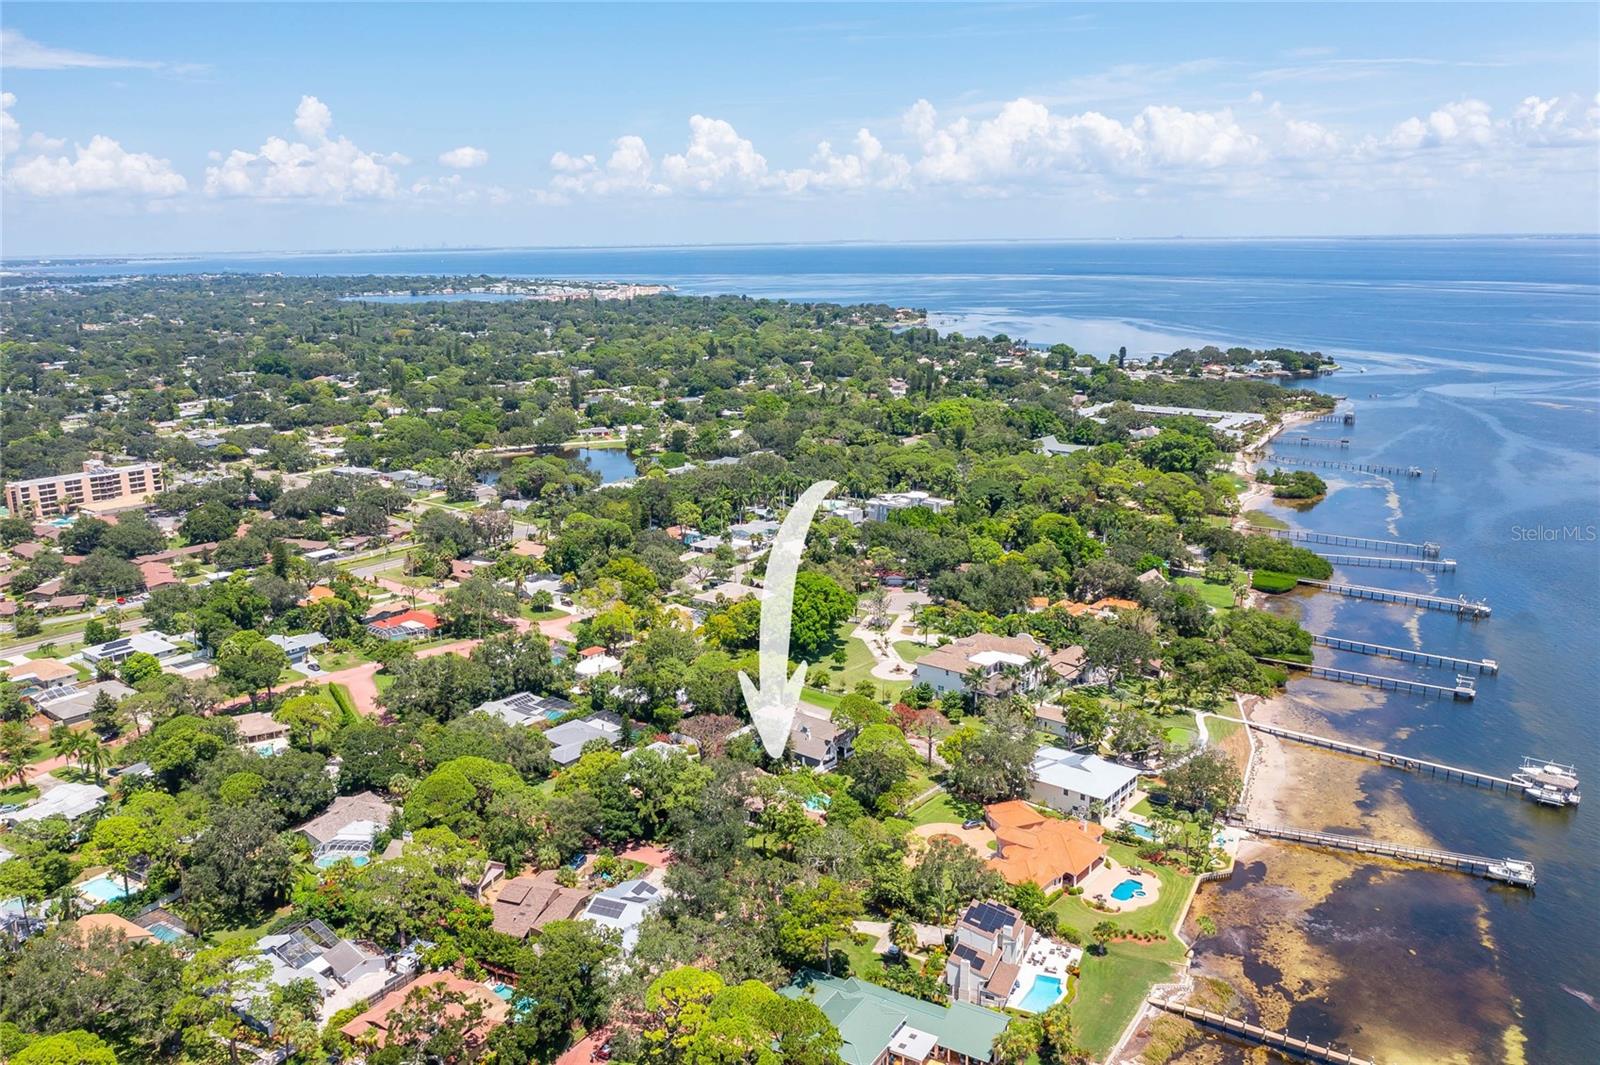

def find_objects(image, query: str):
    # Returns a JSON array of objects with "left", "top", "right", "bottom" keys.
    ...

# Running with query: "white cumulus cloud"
[
  {"left": 1, "top": 94, "right": 187, "bottom": 197},
  {"left": 205, "top": 96, "right": 405, "bottom": 201},
  {"left": 6, "top": 134, "right": 188, "bottom": 197},
  {"left": 438, "top": 145, "right": 489, "bottom": 169}
]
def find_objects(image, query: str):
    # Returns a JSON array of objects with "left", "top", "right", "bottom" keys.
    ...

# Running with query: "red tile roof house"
[
  {"left": 339, "top": 971, "right": 509, "bottom": 1054},
  {"left": 366, "top": 609, "right": 441, "bottom": 640}
]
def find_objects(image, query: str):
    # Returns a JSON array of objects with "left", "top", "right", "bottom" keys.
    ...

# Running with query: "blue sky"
[{"left": 2, "top": 2, "right": 1597, "bottom": 255}]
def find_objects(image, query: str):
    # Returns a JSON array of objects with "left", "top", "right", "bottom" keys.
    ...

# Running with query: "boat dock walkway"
[
  {"left": 1292, "top": 435, "right": 1352, "bottom": 450},
  {"left": 1233, "top": 821, "right": 1536, "bottom": 887},
  {"left": 1147, "top": 999, "right": 1378, "bottom": 1064},
  {"left": 1297, "top": 578, "right": 1490, "bottom": 618},
  {"left": 1310, "top": 633, "right": 1497, "bottom": 674},
  {"left": 1265, "top": 453, "right": 1424, "bottom": 478},
  {"left": 1261, "top": 658, "right": 1478, "bottom": 699},
  {"left": 1242, "top": 719, "right": 1518, "bottom": 792},
  {"left": 1264, "top": 527, "right": 1441, "bottom": 558},
  {"left": 1316, "top": 552, "right": 1457, "bottom": 572}
]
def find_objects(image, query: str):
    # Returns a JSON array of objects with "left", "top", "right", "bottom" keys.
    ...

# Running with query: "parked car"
[{"left": 962, "top": 818, "right": 984, "bottom": 829}]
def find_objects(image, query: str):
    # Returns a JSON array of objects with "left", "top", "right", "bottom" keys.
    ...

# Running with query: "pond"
[{"left": 569, "top": 447, "right": 638, "bottom": 485}]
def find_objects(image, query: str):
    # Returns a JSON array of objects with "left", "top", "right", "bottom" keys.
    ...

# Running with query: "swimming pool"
[
  {"left": 77, "top": 874, "right": 133, "bottom": 904},
  {"left": 1017, "top": 974, "right": 1065, "bottom": 1012},
  {"left": 1127, "top": 823, "right": 1155, "bottom": 841},
  {"left": 314, "top": 853, "right": 371, "bottom": 870},
  {"left": 146, "top": 922, "right": 185, "bottom": 943},
  {"left": 1110, "top": 878, "right": 1147, "bottom": 901}
]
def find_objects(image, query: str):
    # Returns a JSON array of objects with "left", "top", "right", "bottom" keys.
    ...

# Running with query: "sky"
[{"left": 2, "top": 2, "right": 1598, "bottom": 256}]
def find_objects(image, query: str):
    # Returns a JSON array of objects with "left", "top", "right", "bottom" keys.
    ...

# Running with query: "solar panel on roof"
[
  {"left": 964, "top": 901, "right": 1014, "bottom": 933},
  {"left": 588, "top": 898, "right": 628, "bottom": 920}
]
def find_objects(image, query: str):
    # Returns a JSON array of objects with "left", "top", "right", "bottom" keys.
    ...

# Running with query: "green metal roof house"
[{"left": 781, "top": 971, "right": 1010, "bottom": 1065}]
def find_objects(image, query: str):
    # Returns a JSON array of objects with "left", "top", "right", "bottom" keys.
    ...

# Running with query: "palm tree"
[
  {"left": 49, "top": 724, "right": 79, "bottom": 770},
  {"left": 961, "top": 666, "right": 990, "bottom": 711},
  {"left": 78, "top": 734, "right": 110, "bottom": 784}
]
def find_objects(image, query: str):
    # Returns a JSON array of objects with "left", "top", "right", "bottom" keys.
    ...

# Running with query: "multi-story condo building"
[{"left": 4, "top": 460, "right": 165, "bottom": 519}]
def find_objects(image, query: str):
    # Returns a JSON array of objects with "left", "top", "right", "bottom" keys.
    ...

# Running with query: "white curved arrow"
[{"left": 739, "top": 479, "right": 838, "bottom": 757}]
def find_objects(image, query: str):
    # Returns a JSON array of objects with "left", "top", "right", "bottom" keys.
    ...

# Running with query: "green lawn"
[
  {"left": 1162, "top": 721, "right": 1200, "bottom": 750},
  {"left": 1072, "top": 940, "right": 1188, "bottom": 1058},
  {"left": 1173, "top": 576, "right": 1237, "bottom": 611},
  {"left": 815, "top": 624, "right": 909, "bottom": 701},
  {"left": 522, "top": 606, "right": 567, "bottom": 621},
  {"left": 906, "top": 789, "right": 981, "bottom": 827},
  {"left": 841, "top": 932, "right": 891, "bottom": 982},
  {"left": 315, "top": 650, "right": 369, "bottom": 672},
  {"left": 1241, "top": 509, "right": 1290, "bottom": 530},
  {"left": 892, "top": 640, "right": 937, "bottom": 663},
  {"left": 1205, "top": 716, "right": 1244, "bottom": 744},
  {"left": 0, "top": 784, "right": 40, "bottom": 805},
  {"left": 1050, "top": 840, "right": 1197, "bottom": 1058}
]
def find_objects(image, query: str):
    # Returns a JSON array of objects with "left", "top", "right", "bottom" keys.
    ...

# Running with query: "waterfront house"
[
  {"left": 781, "top": 971, "right": 1009, "bottom": 1065},
  {"left": 986, "top": 800, "right": 1108, "bottom": 890},
  {"left": 1028, "top": 747, "right": 1140, "bottom": 819},
  {"left": 944, "top": 901, "right": 1033, "bottom": 1009}
]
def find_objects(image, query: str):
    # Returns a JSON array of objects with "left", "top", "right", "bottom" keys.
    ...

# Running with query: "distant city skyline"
[{"left": 3, "top": 2, "right": 1598, "bottom": 255}]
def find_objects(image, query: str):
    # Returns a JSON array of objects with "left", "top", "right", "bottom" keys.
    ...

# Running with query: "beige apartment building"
[{"left": 4, "top": 460, "right": 165, "bottom": 519}]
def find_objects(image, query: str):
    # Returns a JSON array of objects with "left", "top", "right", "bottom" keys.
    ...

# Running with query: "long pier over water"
[
  {"left": 1265, "top": 453, "right": 1425, "bottom": 478},
  {"left": 1233, "top": 822, "right": 1536, "bottom": 887},
  {"left": 1310, "top": 633, "right": 1498, "bottom": 674},
  {"left": 1242, "top": 719, "right": 1519, "bottom": 793},
  {"left": 1316, "top": 552, "right": 1456, "bottom": 572},
  {"left": 1148, "top": 999, "right": 1378, "bottom": 1065},
  {"left": 1263, "top": 527, "right": 1441, "bottom": 558},
  {"left": 1261, "top": 658, "right": 1478, "bottom": 699},
  {"left": 1296, "top": 578, "right": 1490, "bottom": 618}
]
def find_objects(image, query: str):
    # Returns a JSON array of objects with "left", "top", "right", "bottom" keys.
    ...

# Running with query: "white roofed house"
[
  {"left": 80, "top": 631, "right": 180, "bottom": 667},
  {"left": 472, "top": 691, "right": 577, "bottom": 728},
  {"left": 32, "top": 679, "right": 133, "bottom": 726},
  {"left": 2, "top": 782, "right": 109, "bottom": 826},
  {"left": 864, "top": 490, "right": 953, "bottom": 523},
  {"left": 580, "top": 877, "right": 665, "bottom": 952},
  {"left": 1028, "top": 746, "right": 1141, "bottom": 820}
]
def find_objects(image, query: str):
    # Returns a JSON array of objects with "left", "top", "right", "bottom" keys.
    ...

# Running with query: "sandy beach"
[{"left": 1231, "top": 408, "right": 1323, "bottom": 516}]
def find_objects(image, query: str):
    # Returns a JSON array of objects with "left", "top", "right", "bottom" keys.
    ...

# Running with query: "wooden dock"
[
  {"left": 1315, "top": 552, "right": 1457, "bottom": 572},
  {"left": 1234, "top": 822, "right": 1536, "bottom": 887},
  {"left": 1310, "top": 633, "right": 1497, "bottom": 674},
  {"left": 1296, "top": 578, "right": 1490, "bottom": 618},
  {"left": 1242, "top": 719, "right": 1519, "bottom": 792},
  {"left": 1147, "top": 999, "right": 1378, "bottom": 1064},
  {"left": 1261, "top": 658, "right": 1478, "bottom": 699},
  {"left": 1265, "top": 453, "right": 1423, "bottom": 478},
  {"left": 1293, "top": 435, "right": 1352, "bottom": 450},
  {"left": 1263, "top": 527, "right": 1441, "bottom": 559},
  {"left": 1310, "top": 411, "right": 1357, "bottom": 426}
]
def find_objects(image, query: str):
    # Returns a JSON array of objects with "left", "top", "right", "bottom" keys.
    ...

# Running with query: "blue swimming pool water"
[
  {"left": 1017, "top": 974, "right": 1065, "bottom": 1013},
  {"left": 146, "top": 922, "right": 184, "bottom": 943},
  {"left": 1111, "top": 878, "right": 1147, "bottom": 902},
  {"left": 77, "top": 874, "right": 132, "bottom": 903},
  {"left": 314, "top": 853, "right": 370, "bottom": 870},
  {"left": 1127, "top": 823, "right": 1155, "bottom": 841}
]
